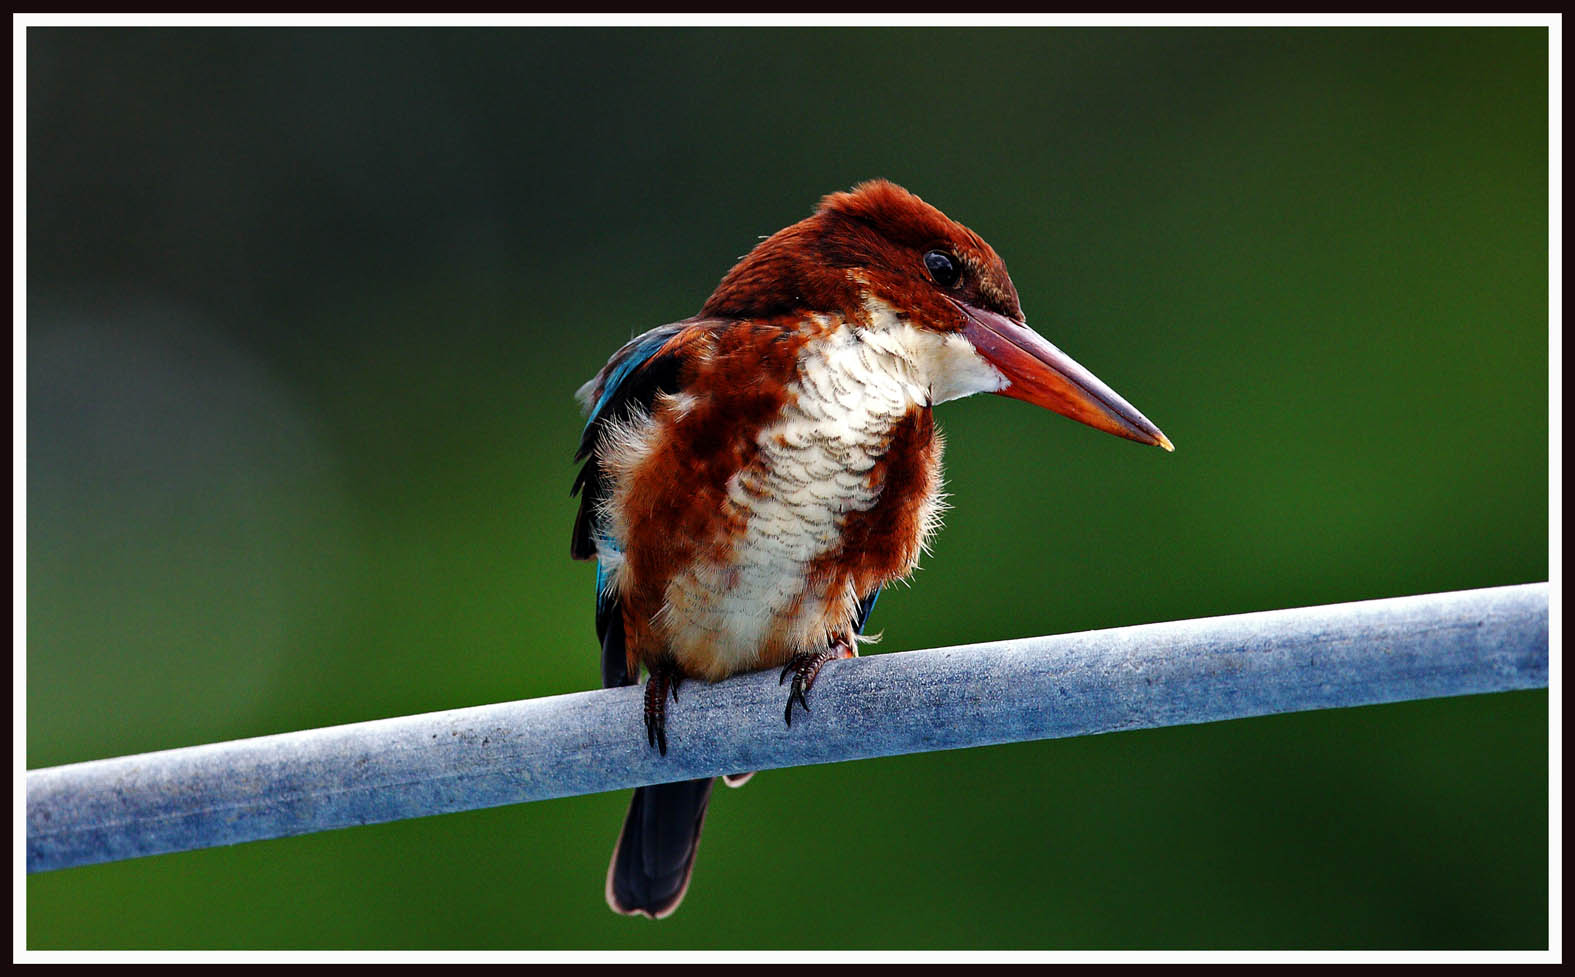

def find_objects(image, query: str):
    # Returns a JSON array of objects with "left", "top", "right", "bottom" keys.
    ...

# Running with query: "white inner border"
[{"left": 13, "top": 11, "right": 1562, "bottom": 966}]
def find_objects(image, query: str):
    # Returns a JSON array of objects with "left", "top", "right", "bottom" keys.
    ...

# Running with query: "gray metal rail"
[{"left": 27, "top": 582, "right": 1549, "bottom": 874}]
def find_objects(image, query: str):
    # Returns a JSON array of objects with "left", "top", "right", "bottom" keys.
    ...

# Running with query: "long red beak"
[{"left": 957, "top": 301, "right": 1173, "bottom": 451}]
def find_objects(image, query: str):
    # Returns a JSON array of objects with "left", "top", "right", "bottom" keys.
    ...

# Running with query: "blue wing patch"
[
  {"left": 853, "top": 588, "right": 881, "bottom": 636},
  {"left": 573, "top": 320, "right": 715, "bottom": 685},
  {"left": 570, "top": 322, "right": 695, "bottom": 562},
  {"left": 583, "top": 327, "right": 684, "bottom": 432}
]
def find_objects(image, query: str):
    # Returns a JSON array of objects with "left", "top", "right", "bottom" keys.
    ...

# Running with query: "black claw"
[
  {"left": 645, "top": 705, "right": 667, "bottom": 756},
  {"left": 647, "top": 710, "right": 668, "bottom": 756},
  {"left": 783, "top": 675, "right": 811, "bottom": 726},
  {"left": 784, "top": 681, "right": 810, "bottom": 727},
  {"left": 643, "top": 661, "right": 680, "bottom": 757},
  {"left": 780, "top": 646, "right": 846, "bottom": 728}
]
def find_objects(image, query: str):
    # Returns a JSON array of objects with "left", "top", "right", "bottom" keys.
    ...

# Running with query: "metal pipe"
[{"left": 27, "top": 582, "right": 1549, "bottom": 874}]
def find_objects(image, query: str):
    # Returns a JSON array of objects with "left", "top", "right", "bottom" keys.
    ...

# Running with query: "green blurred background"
[{"left": 26, "top": 27, "right": 1548, "bottom": 949}]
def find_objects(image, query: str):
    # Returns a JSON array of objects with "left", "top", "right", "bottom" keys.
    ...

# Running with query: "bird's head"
[{"left": 701, "top": 179, "right": 1172, "bottom": 451}]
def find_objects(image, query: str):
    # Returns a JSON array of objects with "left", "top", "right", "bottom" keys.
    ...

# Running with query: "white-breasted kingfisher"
[{"left": 571, "top": 180, "right": 1172, "bottom": 919}]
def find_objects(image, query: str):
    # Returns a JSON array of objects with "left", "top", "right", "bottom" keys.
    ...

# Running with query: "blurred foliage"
[{"left": 26, "top": 26, "right": 1547, "bottom": 949}]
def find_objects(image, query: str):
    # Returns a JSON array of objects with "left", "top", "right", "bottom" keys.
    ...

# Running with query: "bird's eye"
[{"left": 923, "top": 250, "right": 961, "bottom": 288}]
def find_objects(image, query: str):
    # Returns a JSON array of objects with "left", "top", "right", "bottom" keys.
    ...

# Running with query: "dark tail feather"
[{"left": 606, "top": 778, "right": 714, "bottom": 918}]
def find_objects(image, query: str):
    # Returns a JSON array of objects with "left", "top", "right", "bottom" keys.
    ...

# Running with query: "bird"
[{"left": 571, "top": 179, "right": 1171, "bottom": 919}]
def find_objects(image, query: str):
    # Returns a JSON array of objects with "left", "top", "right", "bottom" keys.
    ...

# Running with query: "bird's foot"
[
  {"left": 644, "top": 660, "right": 683, "bottom": 756},
  {"left": 779, "top": 636, "right": 856, "bottom": 728}
]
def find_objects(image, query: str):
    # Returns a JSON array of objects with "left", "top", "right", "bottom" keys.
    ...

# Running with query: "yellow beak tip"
[{"left": 1156, "top": 433, "right": 1175, "bottom": 453}]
